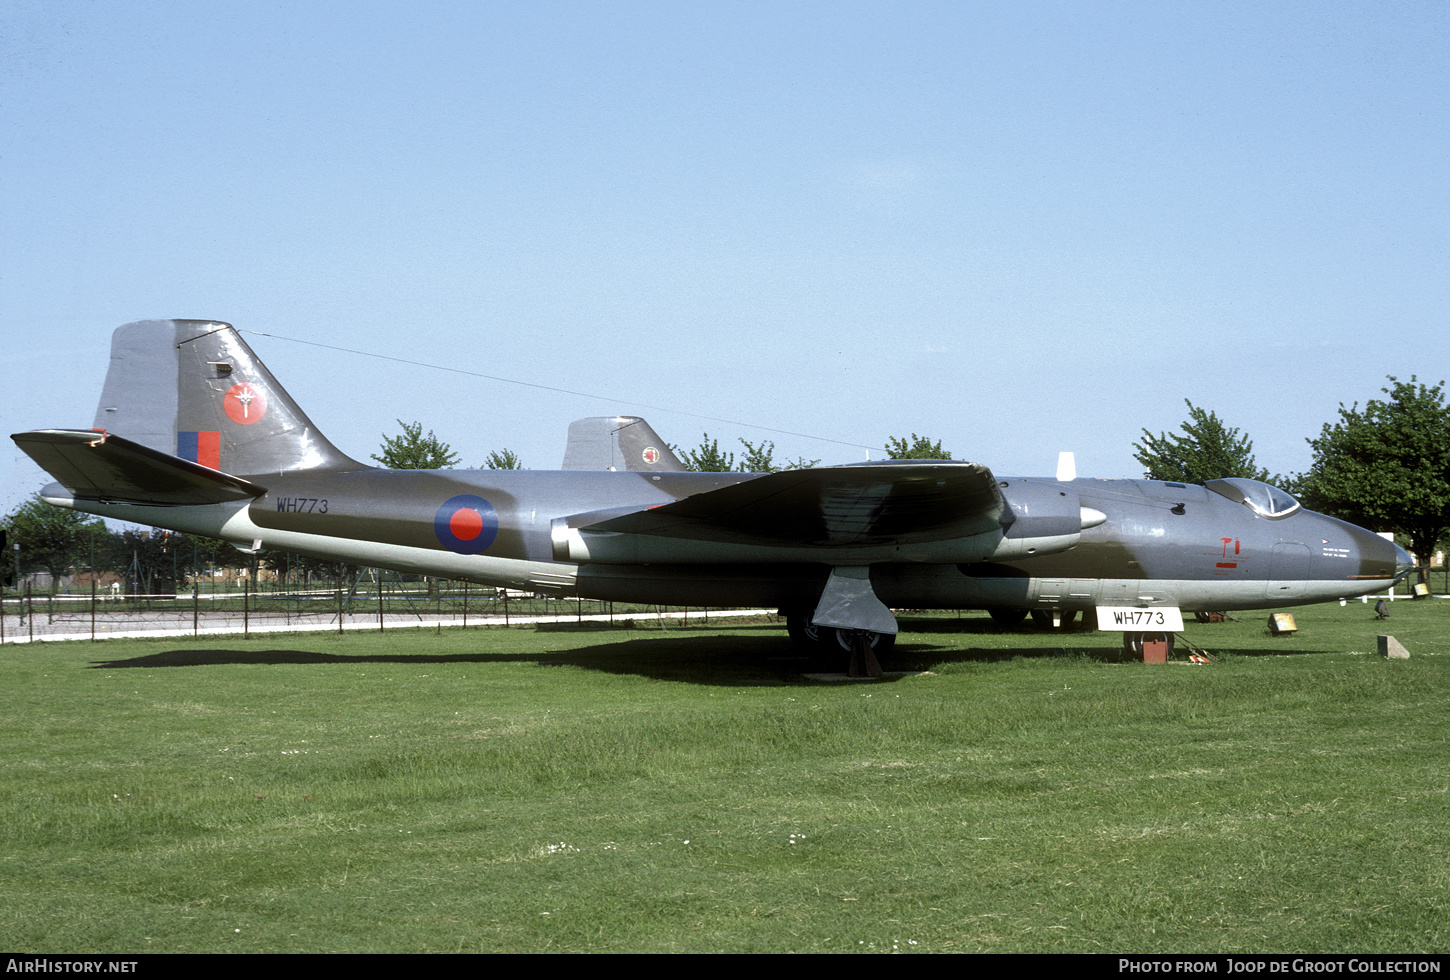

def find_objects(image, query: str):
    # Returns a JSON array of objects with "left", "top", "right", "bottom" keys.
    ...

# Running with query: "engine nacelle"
[{"left": 983, "top": 479, "right": 1099, "bottom": 561}]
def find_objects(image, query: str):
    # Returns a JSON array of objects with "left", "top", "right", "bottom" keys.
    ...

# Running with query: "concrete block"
[{"left": 1378, "top": 635, "right": 1410, "bottom": 659}]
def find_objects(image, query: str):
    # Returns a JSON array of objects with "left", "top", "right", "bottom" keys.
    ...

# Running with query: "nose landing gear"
[{"left": 1122, "top": 632, "right": 1175, "bottom": 662}]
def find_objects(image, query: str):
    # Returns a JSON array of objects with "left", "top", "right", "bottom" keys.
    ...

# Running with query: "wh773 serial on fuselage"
[{"left": 13, "top": 320, "right": 1411, "bottom": 656}]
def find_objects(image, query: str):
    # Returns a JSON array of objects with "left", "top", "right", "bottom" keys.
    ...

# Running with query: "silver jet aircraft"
[{"left": 12, "top": 320, "right": 1412, "bottom": 668}]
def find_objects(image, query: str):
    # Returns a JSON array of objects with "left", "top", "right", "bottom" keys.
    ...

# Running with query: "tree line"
[
  {"left": 371, "top": 419, "right": 951, "bottom": 473},
  {"left": 1135, "top": 377, "right": 1449, "bottom": 571},
  {"left": 0, "top": 502, "right": 356, "bottom": 596},
  {"left": 666, "top": 432, "right": 947, "bottom": 472}
]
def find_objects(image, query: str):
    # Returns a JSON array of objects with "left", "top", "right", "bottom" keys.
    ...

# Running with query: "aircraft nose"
[
  {"left": 1393, "top": 542, "right": 1415, "bottom": 584},
  {"left": 1346, "top": 524, "right": 1413, "bottom": 584}
]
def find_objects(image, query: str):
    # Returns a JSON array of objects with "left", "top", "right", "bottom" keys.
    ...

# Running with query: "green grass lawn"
[{"left": 1, "top": 599, "right": 1446, "bottom": 953}]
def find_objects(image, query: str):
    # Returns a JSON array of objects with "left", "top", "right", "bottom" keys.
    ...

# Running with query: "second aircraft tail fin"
[{"left": 561, "top": 416, "right": 685, "bottom": 471}]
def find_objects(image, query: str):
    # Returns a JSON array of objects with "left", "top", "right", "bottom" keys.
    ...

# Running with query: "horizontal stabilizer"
[
  {"left": 12, "top": 429, "right": 267, "bottom": 505},
  {"left": 582, "top": 460, "right": 1007, "bottom": 547}
]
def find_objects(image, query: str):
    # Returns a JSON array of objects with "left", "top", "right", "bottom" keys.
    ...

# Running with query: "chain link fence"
[
  {"left": 4, "top": 565, "right": 1436, "bottom": 646},
  {"left": 0, "top": 575, "right": 770, "bottom": 644}
]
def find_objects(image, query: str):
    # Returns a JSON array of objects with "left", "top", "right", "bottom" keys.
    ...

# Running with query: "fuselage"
[{"left": 42, "top": 464, "right": 1411, "bottom": 616}]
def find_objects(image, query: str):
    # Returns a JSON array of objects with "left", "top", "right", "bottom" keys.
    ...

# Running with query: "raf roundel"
[
  {"left": 223, "top": 382, "right": 268, "bottom": 425},
  {"left": 434, "top": 494, "right": 499, "bottom": 555}
]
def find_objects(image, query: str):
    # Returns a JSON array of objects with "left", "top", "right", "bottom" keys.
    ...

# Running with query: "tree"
[
  {"left": 676, "top": 434, "right": 736, "bottom": 472},
  {"left": 737, "top": 438, "right": 818, "bottom": 473},
  {"left": 187, "top": 533, "right": 253, "bottom": 580},
  {"left": 482, "top": 449, "right": 522, "bottom": 470},
  {"left": 372, "top": 420, "right": 460, "bottom": 469},
  {"left": 114, "top": 528, "right": 186, "bottom": 596},
  {"left": 886, "top": 434, "right": 951, "bottom": 460},
  {"left": 676, "top": 435, "right": 819, "bottom": 473},
  {"left": 1298, "top": 376, "right": 1450, "bottom": 575},
  {"left": 4, "top": 495, "right": 107, "bottom": 593},
  {"left": 261, "top": 548, "right": 344, "bottom": 587},
  {"left": 738, "top": 438, "right": 776, "bottom": 473},
  {"left": 1133, "top": 401, "right": 1270, "bottom": 484}
]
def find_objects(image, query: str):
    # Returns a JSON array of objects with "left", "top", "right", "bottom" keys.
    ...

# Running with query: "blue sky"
[{"left": 4, "top": 1, "right": 1447, "bottom": 517}]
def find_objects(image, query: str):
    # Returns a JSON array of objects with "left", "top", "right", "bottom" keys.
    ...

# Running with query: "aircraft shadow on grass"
[
  {"left": 85, "top": 624, "right": 1338, "bottom": 684},
  {"left": 87, "top": 637, "right": 872, "bottom": 685}
]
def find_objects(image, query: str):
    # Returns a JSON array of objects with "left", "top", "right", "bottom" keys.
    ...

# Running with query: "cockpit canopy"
[{"left": 1205, "top": 478, "right": 1301, "bottom": 519}]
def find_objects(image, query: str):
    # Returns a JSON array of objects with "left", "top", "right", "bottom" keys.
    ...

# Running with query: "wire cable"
[{"left": 244, "top": 329, "right": 886, "bottom": 456}]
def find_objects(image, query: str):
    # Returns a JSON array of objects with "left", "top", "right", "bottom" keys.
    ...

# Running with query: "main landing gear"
[{"left": 784, "top": 610, "right": 896, "bottom": 677}]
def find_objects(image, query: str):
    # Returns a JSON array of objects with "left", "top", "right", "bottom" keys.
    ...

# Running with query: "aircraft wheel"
[
  {"left": 987, "top": 606, "right": 1028, "bottom": 627},
  {"left": 1122, "top": 632, "right": 1174, "bottom": 658},
  {"left": 785, "top": 610, "right": 825, "bottom": 649},
  {"left": 829, "top": 628, "right": 896, "bottom": 656}
]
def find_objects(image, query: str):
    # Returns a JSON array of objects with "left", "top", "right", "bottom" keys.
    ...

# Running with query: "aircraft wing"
[
  {"left": 12, "top": 429, "right": 266, "bottom": 505},
  {"left": 582, "top": 461, "right": 1008, "bottom": 547}
]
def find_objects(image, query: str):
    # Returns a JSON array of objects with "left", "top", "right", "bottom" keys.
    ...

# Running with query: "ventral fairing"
[{"left": 13, "top": 320, "right": 1412, "bottom": 672}]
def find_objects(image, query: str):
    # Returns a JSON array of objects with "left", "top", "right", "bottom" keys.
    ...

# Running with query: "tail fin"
[
  {"left": 92, "top": 320, "right": 357, "bottom": 477},
  {"left": 561, "top": 416, "right": 684, "bottom": 471}
]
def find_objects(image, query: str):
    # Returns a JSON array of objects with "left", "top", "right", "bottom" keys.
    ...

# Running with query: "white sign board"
[{"left": 1096, "top": 606, "right": 1184, "bottom": 632}]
